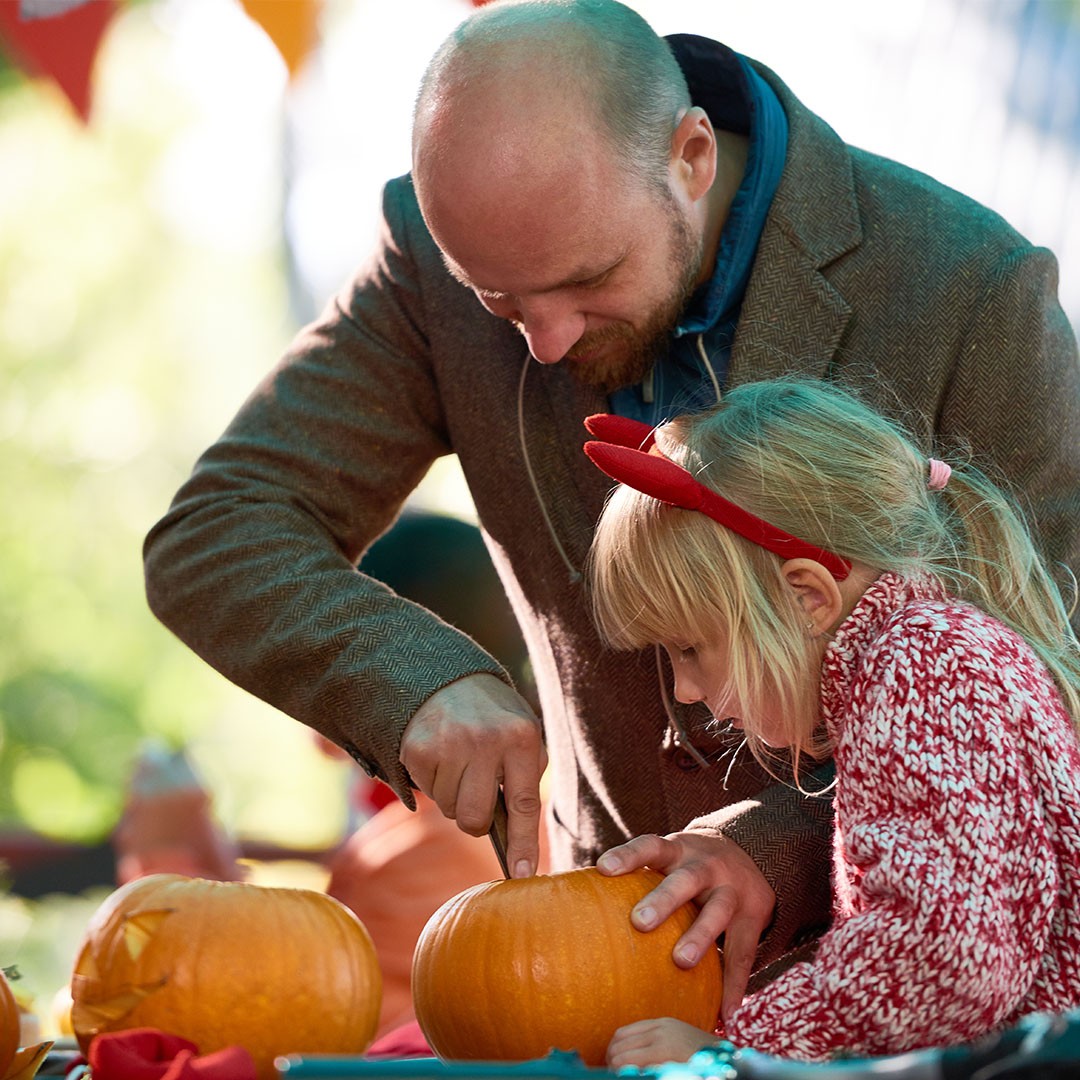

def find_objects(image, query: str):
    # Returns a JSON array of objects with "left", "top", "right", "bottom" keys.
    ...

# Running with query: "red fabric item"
[
  {"left": 364, "top": 1020, "right": 432, "bottom": 1059},
  {"left": 88, "top": 1029, "right": 257, "bottom": 1080},
  {"left": 365, "top": 779, "right": 399, "bottom": 814}
]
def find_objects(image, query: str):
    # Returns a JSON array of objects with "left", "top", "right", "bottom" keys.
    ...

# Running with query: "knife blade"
[{"left": 488, "top": 786, "right": 511, "bottom": 878}]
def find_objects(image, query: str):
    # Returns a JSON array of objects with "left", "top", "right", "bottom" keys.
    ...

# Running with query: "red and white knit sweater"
[{"left": 726, "top": 572, "right": 1080, "bottom": 1061}]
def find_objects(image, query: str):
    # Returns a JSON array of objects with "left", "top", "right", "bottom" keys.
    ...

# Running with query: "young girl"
[{"left": 583, "top": 377, "right": 1080, "bottom": 1065}]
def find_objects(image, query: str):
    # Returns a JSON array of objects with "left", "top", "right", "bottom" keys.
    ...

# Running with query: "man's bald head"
[
  {"left": 410, "top": 0, "right": 719, "bottom": 387},
  {"left": 412, "top": 0, "right": 691, "bottom": 196}
]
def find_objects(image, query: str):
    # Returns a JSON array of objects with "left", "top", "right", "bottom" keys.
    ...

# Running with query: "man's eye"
[{"left": 575, "top": 270, "right": 612, "bottom": 289}]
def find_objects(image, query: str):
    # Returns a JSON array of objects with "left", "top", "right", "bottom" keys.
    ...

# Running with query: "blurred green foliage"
[{"left": 0, "top": 3, "right": 348, "bottom": 849}]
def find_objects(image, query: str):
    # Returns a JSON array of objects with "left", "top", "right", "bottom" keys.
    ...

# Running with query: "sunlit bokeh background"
[{"left": 1, "top": 0, "right": 1078, "bottom": 1020}]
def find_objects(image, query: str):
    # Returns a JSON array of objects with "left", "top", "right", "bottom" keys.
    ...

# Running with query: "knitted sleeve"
[{"left": 725, "top": 606, "right": 1062, "bottom": 1061}]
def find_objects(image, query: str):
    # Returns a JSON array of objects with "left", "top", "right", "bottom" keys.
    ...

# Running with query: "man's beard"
[{"left": 565, "top": 203, "right": 704, "bottom": 393}]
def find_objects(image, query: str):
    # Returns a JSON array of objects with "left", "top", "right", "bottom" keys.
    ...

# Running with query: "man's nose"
[{"left": 515, "top": 300, "right": 587, "bottom": 365}]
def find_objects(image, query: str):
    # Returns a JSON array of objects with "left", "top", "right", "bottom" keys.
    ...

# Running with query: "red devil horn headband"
[
  {"left": 584, "top": 412, "right": 658, "bottom": 450},
  {"left": 583, "top": 413, "right": 852, "bottom": 581}
]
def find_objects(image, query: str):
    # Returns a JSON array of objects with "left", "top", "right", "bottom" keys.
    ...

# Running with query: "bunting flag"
[
  {"left": 0, "top": 0, "right": 117, "bottom": 122},
  {"left": 20, "top": 0, "right": 95, "bottom": 18},
  {"left": 239, "top": 0, "right": 323, "bottom": 81}
]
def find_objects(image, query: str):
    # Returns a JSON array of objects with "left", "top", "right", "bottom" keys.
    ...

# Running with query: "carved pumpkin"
[
  {"left": 70, "top": 874, "right": 382, "bottom": 1079},
  {"left": 411, "top": 866, "right": 722, "bottom": 1065},
  {"left": 0, "top": 972, "right": 17, "bottom": 1079}
]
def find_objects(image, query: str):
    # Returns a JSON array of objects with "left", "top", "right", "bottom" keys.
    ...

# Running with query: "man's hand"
[
  {"left": 596, "top": 831, "right": 774, "bottom": 1024},
  {"left": 401, "top": 673, "right": 547, "bottom": 878}
]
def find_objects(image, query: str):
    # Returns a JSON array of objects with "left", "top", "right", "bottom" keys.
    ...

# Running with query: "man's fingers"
[
  {"left": 719, "top": 915, "right": 767, "bottom": 1023},
  {"left": 596, "top": 833, "right": 671, "bottom": 875},
  {"left": 497, "top": 721, "right": 546, "bottom": 876},
  {"left": 504, "top": 783, "right": 543, "bottom": 878},
  {"left": 669, "top": 887, "right": 737, "bottom": 969},
  {"left": 627, "top": 856, "right": 713, "bottom": 933},
  {"left": 424, "top": 761, "right": 463, "bottom": 820}
]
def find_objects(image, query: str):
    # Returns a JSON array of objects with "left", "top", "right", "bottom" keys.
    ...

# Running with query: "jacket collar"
[{"left": 662, "top": 35, "right": 862, "bottom": 383}]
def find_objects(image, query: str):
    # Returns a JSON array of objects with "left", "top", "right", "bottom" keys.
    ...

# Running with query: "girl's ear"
[{"left": 781, "top": 558, "right": 843, "bottom": 636}]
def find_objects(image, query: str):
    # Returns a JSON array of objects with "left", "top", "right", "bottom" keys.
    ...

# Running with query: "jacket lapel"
[{"left": 731, "top": 62, "right": 862, "bottom": 386}]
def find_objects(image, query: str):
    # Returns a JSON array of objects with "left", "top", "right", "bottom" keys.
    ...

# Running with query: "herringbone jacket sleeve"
[{"left": 143, "top": 179, "right": 510, "bottom": 800}]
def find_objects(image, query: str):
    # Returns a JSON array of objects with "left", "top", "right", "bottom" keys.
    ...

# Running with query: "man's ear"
[
  {"left": 670, "top": 105, "right": 716, "bottom": 202},
  {"left": 781, "top": 558, "right": 843, "bottom": 636}
]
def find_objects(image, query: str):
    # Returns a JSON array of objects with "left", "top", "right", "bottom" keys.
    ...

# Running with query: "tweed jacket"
[
  {"left": 727, "top": 573, "right": 1080, "bottom": 1060},
  {"left": 143, "top": 36, "right": 1080, "bottom": 967}
]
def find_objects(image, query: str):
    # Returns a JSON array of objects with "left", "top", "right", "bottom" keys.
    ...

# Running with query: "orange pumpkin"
[
  {"left": 411, "top": 866, "right": 722, "bottom": 1065},
  {"left": 0, "top": 971, "right": 18, "bottom": 1079},
  {"left": 70, "top": 874, "right": 382, "bottom": 1079}
]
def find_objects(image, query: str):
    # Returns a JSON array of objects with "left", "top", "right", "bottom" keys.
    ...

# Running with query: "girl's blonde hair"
[{"left": 587, "top": 378, "right": 1080, "bottom": 772}]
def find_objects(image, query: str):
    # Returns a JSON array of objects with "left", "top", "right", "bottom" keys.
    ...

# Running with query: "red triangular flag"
[{"left": 0, "top": 0, "right": 117, "bottom": 122}]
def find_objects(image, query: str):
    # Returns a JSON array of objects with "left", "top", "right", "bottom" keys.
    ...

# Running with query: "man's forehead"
[{"left": 417, "top": 123, "right": 654, "bottom": 297}]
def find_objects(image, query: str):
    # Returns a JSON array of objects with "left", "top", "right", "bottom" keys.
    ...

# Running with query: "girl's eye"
[{"left": 676, "top": 645, "right": 696, "bottom": 659}]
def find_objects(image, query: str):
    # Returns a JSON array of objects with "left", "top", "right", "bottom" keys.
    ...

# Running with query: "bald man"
[{"left": 145, "top": 0, "right": 1080, "bottom": 1020}]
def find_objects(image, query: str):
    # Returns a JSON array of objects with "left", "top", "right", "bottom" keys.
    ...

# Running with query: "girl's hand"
[
  {"left": 606, "top": 1018, "right": 716, "bottom": 1069},
  {"left": 596, "top": 831, "right": 774, "bottom": 1024}
]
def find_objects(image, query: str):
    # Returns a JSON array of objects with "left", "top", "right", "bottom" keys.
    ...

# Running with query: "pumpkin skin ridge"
[
  {"left": 411, "top": 866, "right": 722, "bottom": 1066},
  {"left": 411, "top": 882, "right": 495, "bottom": 1057},
  {"left": 71, "top": 874, "right": 382, "bottom": 1080},
  {"left": 0, "top": 970, "right": 19, "bottom": 1078}
]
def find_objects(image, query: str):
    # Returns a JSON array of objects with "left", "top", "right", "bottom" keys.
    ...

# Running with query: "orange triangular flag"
[{"left": 239, "top": 0, "right": 322, "bottom": 80}]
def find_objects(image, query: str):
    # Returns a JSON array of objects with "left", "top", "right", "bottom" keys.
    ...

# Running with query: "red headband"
[{"left": 583, "top": 413, "right": 852, "bottom": 581}]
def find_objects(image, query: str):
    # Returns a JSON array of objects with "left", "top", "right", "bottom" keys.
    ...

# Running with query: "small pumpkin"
[
  {"left": 0, "top": 972, "right": 18, "bottom": 1079},
  {"left": 70, "top": 874, "right": 382, "bottom": 1079},
  {"left": 411, "top": 866, "right": 722, "bottom": 1065},
  {"left": 49, "top": 985, "right": 74, "bottom": 1039}
]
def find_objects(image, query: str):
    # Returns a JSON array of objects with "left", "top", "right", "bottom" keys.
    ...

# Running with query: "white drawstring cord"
[
  {"left": 696, "top": 333, "right": 723, "bottom": 404},
  {"left": 517, "top": 354, "right": 582, "bottom": 583}
]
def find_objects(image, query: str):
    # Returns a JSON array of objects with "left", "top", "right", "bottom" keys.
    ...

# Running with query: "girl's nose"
[{"left": 673, "top": 671, "right": 703, "bottom": 706}]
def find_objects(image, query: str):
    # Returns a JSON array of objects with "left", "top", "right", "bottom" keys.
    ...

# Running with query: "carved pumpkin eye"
[{"left": 411, "top": 866, "right": 722, "bottom": 1066}]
